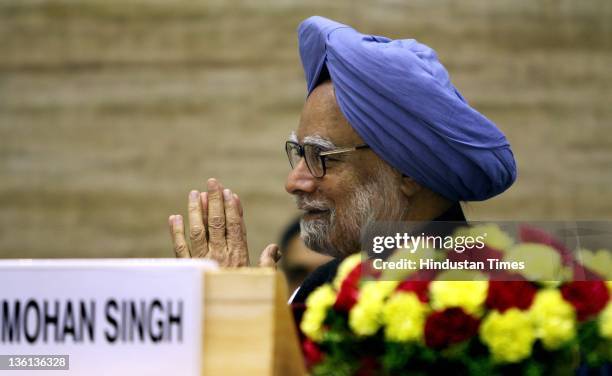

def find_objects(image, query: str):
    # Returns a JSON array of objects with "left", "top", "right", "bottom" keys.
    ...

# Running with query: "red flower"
[
  {"left": 486, "top": 281, "right": 537, "bottom": 312},
  {"left": 333, "top": 264, "right": 361, "bottom": 312},
  {"left": 424, "top": 308, "right": 480, "bottom": 349},
  {"left": 560, "top": 281, "right": 610, "bottom": 321},
  {"left": 396, "top": 280, "right": 430, "bottom": 303},
  {"left": 302, "top": 338, "right": 324, "bottom": 367},
  {"left": 355, "top": 356, "right": 380, "bottom": 376}
]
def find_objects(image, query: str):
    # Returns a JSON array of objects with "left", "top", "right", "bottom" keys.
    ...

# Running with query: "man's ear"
[{"left": 399, "top": 175, "right": 422, "bottom": 199}]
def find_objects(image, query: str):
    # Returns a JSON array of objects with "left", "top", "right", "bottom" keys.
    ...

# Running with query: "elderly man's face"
[{"left": 285, "top": 81, "right": 406, "bottom": 258}]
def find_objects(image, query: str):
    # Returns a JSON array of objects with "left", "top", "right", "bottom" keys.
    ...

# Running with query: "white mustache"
[{"left": 295, "top": 196, "right": 331, "bottom": 211}]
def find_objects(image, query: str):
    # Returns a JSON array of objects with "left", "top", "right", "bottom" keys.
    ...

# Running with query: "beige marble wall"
[{"left": 1, "top": 0, "right": 611, "bottom": 258}]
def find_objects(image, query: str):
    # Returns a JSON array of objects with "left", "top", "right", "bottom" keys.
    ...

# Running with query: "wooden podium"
[{"left": 203, "top": 269, "right": 306, "bottom": 376}]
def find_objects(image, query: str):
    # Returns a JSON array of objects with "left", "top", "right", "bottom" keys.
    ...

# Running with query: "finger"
[
  {"left": 234, "top": 193, "right": 247, "bottom": 241},
  {"left": 188, "top": 190, "right": 208, "bottom": 258},
  {"left": 206, "top": 178, "right": 228, "bottom": 259},
  {"left": 233, "top": 193, "right": 243, "bottom": 217},
  {"left": 168, "top": 215, "right": 175, "bottom": 239},
  {"left": 259, "top": 244, "right": 280, "bottom": 268},
  {"left": 224, "top": 189, "right": 249, "bottom": 266},
  {"left": 170, "top": 215, "right": 191, "bottom": 258}
]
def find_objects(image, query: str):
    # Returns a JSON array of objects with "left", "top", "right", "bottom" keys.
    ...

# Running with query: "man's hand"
[{"left": 168, "top": 178, "right": 280, "bottom": 267}]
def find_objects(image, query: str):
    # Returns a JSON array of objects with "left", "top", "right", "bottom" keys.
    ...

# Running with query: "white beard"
[{"left": 298, "top": 167, "right": 405, "bottom": 258}]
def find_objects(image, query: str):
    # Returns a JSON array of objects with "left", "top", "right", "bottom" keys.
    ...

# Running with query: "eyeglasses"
[{"left": 285, "top": 140, "right": 369, "bottom": 178}]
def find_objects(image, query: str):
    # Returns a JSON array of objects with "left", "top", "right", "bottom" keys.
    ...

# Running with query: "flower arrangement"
[{"left": 297, "top": 225, "right": 611, "bottom": 375}]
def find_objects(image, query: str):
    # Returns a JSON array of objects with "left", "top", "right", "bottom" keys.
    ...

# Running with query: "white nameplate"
[{"left": 0, "top": 259, "right": 217, "bottom": 375}]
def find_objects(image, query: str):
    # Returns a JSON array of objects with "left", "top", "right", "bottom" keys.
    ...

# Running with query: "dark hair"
[{"left": 279, "top": 217, "right": 301, "bottom": 252}]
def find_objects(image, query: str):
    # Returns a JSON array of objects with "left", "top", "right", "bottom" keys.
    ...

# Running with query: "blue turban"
[{"left": 297, "top": 16, "right": 517, "bottom": 201}]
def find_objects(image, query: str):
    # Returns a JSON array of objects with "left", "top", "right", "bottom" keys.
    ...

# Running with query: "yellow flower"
[
  {"left": 454, "top": 224, "right": 514, "bottom": 251},
  {"left": 529, "top": 289, "right": 576, "bottom": 350},
  {"left": 600, "top": 301, "right": 612, "bottom": 339},
  {"left": 301, "top": 284, "right": 336, "bottom": 341},
  {"left": 578, "top": 249, "right": 612, "bottom": 280},
  {"left": 382, "top": 292, "right": 427, "bottom": 342},
  {"left": 349, "top": 302, "right": 380, "bottom": 336},
  {"left": 504, "top": 243, "right": 564, "bottom": 282},
  {"left": 333, "top": 254, "right": 362, "bottom": 290},
  {"left": 430, "top": 280, "right": 488, "bottom": 316},
  {"left": 435, "top": 269, "right": 487, "bottom": 282},
  {"left": 349, "top": 281, "right": 398, "bottom": 336},
  {"left": 480, "top": 308, "right": 536, "bottom": 363}
]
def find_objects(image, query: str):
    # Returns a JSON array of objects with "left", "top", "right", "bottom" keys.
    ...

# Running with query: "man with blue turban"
[
  {"left": 168, "top": 16, "right": 516, "bottom": 302},
  {"left": 285, "top": 16, "right": 516, "bottom": 301}
]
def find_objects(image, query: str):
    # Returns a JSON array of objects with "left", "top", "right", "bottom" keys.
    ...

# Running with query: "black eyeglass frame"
[{"left": 285, "top": 140, "right": 369, "bottom": 178}]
